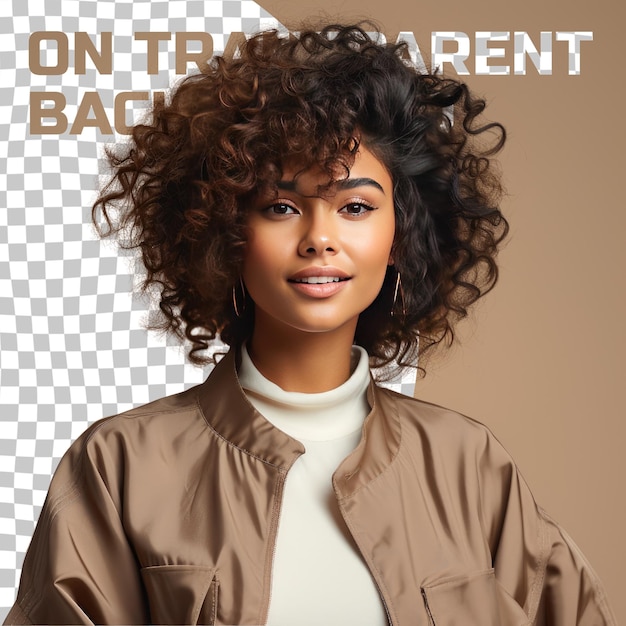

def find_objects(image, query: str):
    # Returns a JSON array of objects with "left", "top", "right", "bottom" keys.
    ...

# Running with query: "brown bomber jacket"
[{"left": 5, "top": 350, "right": 617, "bottom": 625}]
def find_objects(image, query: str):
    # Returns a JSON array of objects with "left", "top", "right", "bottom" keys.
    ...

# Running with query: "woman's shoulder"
[
  {"left": 46, "top": 383, "right": 212, "bottom": 504},
  {"left": 76, "top": 383, "right": 206, "bottom": 448},
  {"left": 376, "top": 384, "right": 509, "bottom": 463}
]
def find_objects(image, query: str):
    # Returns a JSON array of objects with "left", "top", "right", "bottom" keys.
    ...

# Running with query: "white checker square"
[
  {"left": 10, "top": 16, "right": 29, "bottom": 34},
  {"left": 0, "top": 361, "right": 19, "bottom": 379},
  {"left": 13, "top": 505, "right": 35, "bottom": 523},
  {"left": 32, "top": 456, "right": 52, "bottom": 476},
  {"left": 14, "top": 439, "right": 35, "bottom": 461},
  {"left": 13, "top": 474, "right": 32, "bottom": 491},
  {"left": 15, "top": 534, "right": 30, "bottom": 554},
  {"left": 0, "top": 517, "right": 16, "bottom": 535}
]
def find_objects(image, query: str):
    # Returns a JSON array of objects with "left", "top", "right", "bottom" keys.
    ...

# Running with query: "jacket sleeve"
[
  {"left": 4, "top": 423, "right": 149, "bottom": 625},
  {"left": 478, "top": 428, "right": 617, "bottom": 626},
  {"left": 531, "top": 509, "right": 617, "bottom": 626}
]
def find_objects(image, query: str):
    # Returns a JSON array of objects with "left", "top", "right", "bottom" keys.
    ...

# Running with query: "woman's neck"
[{"left": 246, "top": 321, "right": 357, "bottom": 393}]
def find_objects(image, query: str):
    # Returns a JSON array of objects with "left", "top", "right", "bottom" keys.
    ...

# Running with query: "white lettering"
[
  {"left": 514, "top": 32, "right": 552, "bottom": 75},
  {"left": 396, "top": 31, "right": 428, "bottom": 74},
  {"left": 475, "top": 32, "right": 510, "bottom": 75},
  {"left": 555, "top": 31, "right": 593, "bottom": 75}
]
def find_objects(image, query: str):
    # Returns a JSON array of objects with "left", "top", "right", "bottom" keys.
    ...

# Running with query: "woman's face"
[{"left": 243, "top": 145, "right": 396, "bottom": 343}]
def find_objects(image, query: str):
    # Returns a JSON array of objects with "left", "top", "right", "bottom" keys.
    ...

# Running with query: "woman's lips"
[{"left": 287, "top": 275, "right": 351, "bottom": 298}]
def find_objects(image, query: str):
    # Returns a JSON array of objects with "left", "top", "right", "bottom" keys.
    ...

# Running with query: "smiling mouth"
[{"left": 289, "top": 277, "right": 350, "bottom": 284}]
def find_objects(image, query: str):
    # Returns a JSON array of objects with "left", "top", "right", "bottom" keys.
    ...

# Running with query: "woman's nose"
[{"left": 297, "top": 213, "right": 340, "bottom": 257}]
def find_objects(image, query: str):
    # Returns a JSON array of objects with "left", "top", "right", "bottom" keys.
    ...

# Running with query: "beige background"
[{"left": 261, "top": 0, "right": 625, "bottom": 620}]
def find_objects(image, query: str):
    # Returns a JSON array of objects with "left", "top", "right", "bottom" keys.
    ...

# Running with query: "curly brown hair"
[{"left": 93, "top": 23, "right": 508, "bottom": 372}]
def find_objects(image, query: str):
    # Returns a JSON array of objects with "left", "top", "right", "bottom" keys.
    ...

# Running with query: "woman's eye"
[
  {"left": 265, "top": 203, "right": 298, "bottom": 216},
  {"left": 340, "top": 202, "right": 375, "bottom": 216}
]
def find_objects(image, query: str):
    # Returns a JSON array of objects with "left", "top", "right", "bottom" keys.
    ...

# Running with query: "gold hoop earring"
[
  {"left": 232, "top": 277, "right": 247, "bottom": 318},
  {"left": 391, "top": 270, "right": 406, "bottom": 318}
]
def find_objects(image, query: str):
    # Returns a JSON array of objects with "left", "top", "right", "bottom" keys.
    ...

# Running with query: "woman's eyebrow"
[
  {"left": 276, "top": 180, "right": 298, "bottom": 191},
  {"left": 336, "top": 177, "right": 385, "bottom": 193},
  {"left": 276, "top": 177, "right": 385, "bottom": 194}
]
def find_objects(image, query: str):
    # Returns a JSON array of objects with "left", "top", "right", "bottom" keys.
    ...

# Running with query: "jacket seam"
[
  {"left": 340, "top": 507, "right": 398, "bottom": 626},
  {"left": 336, "top": 389, "right": 402, "bottom": 501},
  {"left": 26, "top": 409, "right": 179, "bottom": 548},
  {"left": 473, "top": 419, "right": 547, "bottom": 624},
  {"left": 59, "top": 408, "right": 194, "bottom": 518},
  {"left": 257, "top": 467, "right": 288, "bottom": 625},
  {"left": 18, "top": 479, "right": 83, "bottom": 616},
  {"left": 535, "top": 508, "right": 618, "bottom": 625},
  {"left": 4, "top": 600, "right": 32, "bottom": 625},
  {"left": 526, "top": 509, "right": 549, "bottom": 623},
  {"left": 195, "top": 395, "right": 288, "bottom": 470},
  {"left": 475, "top": 425, "right": 492, "bottom": 564}
]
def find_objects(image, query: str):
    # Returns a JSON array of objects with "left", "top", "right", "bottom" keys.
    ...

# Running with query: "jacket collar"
[
  {"left": 196, "top": 349, "right": 401, "bottom": 496},
  {"left": 333, "top": 378, "right": 402, "bottom": 499}
]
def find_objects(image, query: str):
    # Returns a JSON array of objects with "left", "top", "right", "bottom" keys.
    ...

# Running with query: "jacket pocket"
[
  {"left": 141, "top": 564, "right": 219, "bottom": 625},
  {"left": 420, "top": 569, "right": 529, "bottom": 626}
]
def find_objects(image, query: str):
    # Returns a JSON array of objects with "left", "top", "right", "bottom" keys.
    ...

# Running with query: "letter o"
[{"left": 29, "top": 32, "right": 69, "bottom": 75}]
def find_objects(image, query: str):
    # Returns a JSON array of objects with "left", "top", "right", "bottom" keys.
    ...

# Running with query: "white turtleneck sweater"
[{"left": 238, "top": 345, "right": 388, "bottom": 626}]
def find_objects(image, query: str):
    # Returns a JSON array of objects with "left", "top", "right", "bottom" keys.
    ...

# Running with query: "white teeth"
[{"left": 294, "top": 277, "right": 344, "bottom": 284}]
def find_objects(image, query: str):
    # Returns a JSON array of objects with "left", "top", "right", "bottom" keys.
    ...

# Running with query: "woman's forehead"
[{"left": 276, "top": 145, "right": 391, "bottom": 197}]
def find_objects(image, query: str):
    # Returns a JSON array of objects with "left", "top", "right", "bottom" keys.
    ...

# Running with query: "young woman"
[{"left": 5, "top": 24, "right": 616, "bottom": 626}]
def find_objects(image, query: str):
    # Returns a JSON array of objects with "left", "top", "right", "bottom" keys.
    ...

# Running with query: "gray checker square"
[{"left": 0, "top": 1, "right": 416, "bottom": 620}]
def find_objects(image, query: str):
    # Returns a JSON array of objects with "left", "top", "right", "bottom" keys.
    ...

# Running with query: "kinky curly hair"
[{"left": 93, "top": 23, "right": 508, "bottom": 371}]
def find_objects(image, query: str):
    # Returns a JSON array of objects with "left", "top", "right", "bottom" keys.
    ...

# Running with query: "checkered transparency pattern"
[{"left": 0, "top": 1, "right": 417, "bottom": 618}]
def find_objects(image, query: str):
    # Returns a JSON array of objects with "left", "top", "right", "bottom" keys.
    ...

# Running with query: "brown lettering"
[
  {"left": 175, "top": 32, "right": 213, "bottom": 74},
  {"left": 29, "top": 91, "right": 68, "bottom": 134},
  {"left": 70, "top": 91, "right": 112, "bottom": 134},
  {"left": 134, "top": 32, "right": 172, "bottom": 74},
  {"left": 29, "top": 32, "right": 69, "bottom": 75},
  {"left": 114, "top": 91, "right": 149, "bottom": 134},
  {"left": 75, "top": 32, "right": 113, "bottom": 74}
]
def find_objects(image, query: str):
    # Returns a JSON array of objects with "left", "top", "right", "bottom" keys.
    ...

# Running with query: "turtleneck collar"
[{"left": 237, "top": 344, "right": 371, "bottom": 442}]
